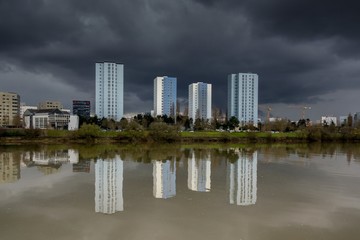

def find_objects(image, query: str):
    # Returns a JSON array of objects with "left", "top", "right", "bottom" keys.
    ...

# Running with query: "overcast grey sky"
[{"left": 1, "top": 0, "right": 360, "bottom": 120}]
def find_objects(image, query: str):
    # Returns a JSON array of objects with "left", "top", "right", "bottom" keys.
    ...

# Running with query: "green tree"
[{"left": 228, "top": 116, "right": 239, "bottom": 130}]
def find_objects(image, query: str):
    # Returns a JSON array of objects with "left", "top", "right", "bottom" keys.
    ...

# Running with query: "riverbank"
[{"left": 1, "top": 127, "right": 360, "bottom": 145}]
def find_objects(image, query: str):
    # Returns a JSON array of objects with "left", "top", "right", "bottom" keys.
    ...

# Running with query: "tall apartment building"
[
  {"left": 153, "top": 76, "right": 177, "bottom": 117},
  {"left": 188, "top": 82, "right": 212, "bottom": 120},
  {"left": 95, "top": 156, "right": 123, "bottom": 214},
  {"left": 228, "top": 149, "right": 257, "bottom": 206},
  {"left": 72, "top": 100, "right": 90, "bottom": 118},
  {"left": 38, "top": 100, "right": 63, "bottom": 110},
  {"left": 0, "top": 92, "right": 20, "bottom": 127},
  {"left": 95, "top": 62, "right": 124, "bottom": 121},
  {"left": 227, "top": 73, "right": 258, "bottom": 126}
]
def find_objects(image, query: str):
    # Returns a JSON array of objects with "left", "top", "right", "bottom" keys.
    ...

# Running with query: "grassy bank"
[{"left": 2, "top": 126, "right": 360, "bottom": 145}]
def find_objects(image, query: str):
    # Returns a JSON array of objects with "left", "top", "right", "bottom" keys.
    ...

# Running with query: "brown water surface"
[{"left": 1, "top": 144, "right": 360, "bottom": 240}]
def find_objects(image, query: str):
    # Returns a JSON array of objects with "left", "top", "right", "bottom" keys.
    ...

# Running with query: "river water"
[{"left": 1, "top": 143, "right": 360, "bottom": 240}]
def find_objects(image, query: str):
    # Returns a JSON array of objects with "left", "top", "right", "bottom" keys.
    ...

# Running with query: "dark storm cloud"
[{"left": 1, "top": 0, "right": 360, "bottom": 114}]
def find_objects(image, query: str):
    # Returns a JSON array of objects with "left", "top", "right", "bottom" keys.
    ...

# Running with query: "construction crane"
[
  {"left": 267, "top": 106, "right": 272, "bottom": 122},
  {"left": 289, "top": 105, "right": 311, "bottom": 119},
  {"left": 259, "top": 105, "right": 272, "bottom": 122}
]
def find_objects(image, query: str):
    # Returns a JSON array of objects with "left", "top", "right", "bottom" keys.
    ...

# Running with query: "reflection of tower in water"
[
  {"left": 228, "top": 149, "right": 257, "bottom": 206},
  {"left": 187, "top": 151, "right": 211, "bottom": 192},
  {"left": 152, "top": 160, "right": 176, "bottom": 199},
  {"left": 95, "top": 156, "right": 123, "bottom": 214},
  {"left": 0, "top": 152, "right": 20, "bottom": 183}
]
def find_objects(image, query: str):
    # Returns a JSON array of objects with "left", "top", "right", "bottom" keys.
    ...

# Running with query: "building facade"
[
  {"left": 23, "top": 109, "right": 78, "bottom": 130},
  {"left": 95, "top": 62, "right": 124, "bottom": 121},
  {"left": 227, "top": 73, "right": 258, "bottom": 127},
  {"left": 188, "top": 82, "right": 212, "bottom": 121},
  {"left": 0, "top": 92, "right": 20, "bottom": 127},
  {"left": 153, "top": 76, "right": 177, "bottom": 117},
  {"left": 38, "top": 100, "right": 63, "bottom": 110},
  {"left": 72, "top": 100, "right": 90, "bottom": 118},
  {"left": 321, "top": 116, "right": 337, "bottom": 126}
]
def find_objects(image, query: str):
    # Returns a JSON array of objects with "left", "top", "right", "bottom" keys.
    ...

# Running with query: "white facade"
[
  {"left": 188, "top": 82, "right": 212, "bottom": 120},
  {"left": 227, "top": 73, "right": 258, "bottom": 127},
  {"left": 152, "top": 160, "right": 176, "bottom": 199},
  {"left": 95, "top": 62, "right": 124, "bottom": 121},
  {"left": 187, "top": 151, "right": 211, "bottom": 192},
  {"left": 32, "top": 113, "right": 49, "bottom": 129},
  {"left": 68, "top": 115, "right": 79, "bottom": 131},
  {"left": 153, "top": 76, "right": 177, "bottom": 117},
  {"left": 321, "top": 116, "right": 337, "bottom": 126},
  {"left": 228, "top": 149, "right": 257, "bottom": 206},
  {"left": 95, "top": 156, "right": 123, "bottom": 214},
  {"left": 20, "top": 104, "right": 37, "bottom": 118},
  {"left": 339, "top": 116, "right": 348, "bottom": 126}
]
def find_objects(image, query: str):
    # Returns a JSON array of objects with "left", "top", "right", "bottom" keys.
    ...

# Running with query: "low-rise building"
[
  {"left": 38, "top": 100, "right": 63, "bottom": 110},
  {"left": 23, "top": 109, "right": 78, "bottom": 130},
  {"left": 321, "top": 116, "right": 337, "bottom": 126}
]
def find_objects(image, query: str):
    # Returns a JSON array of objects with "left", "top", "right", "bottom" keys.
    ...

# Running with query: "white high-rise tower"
[
  {"left": 95, "top": 62, "right": 124, "bottom": 120},
  {"left": 188, "top": 82, "right": 212, "bottom": 121},
  {"left": 227, "top": 73, "right": 258, "bottom": 126},
  {"left": 153, "top": 76, "right": 177, "bottom": 117}
]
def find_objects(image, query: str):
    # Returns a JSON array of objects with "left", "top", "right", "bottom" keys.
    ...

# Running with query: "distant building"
[
  {"left": 228, "top": 149, "right": 257, "bottom": 206},
  {"left": 72, "top": 100, "right": 90, "bottom": 118},
  {"left": 95, "top": 62, "right": 124, "bottom": 121},
  {"left": 339, "top": 116, "right": 348, "bottom": 126},
  {"left": 38, "top": 100, "right": 63, "bottom": 110},
  {"left": 20, "top": 103, "right": 37, "bottom": 119},
  {"left": 95, "top": 156, "right": 123, "bottom": 214},
  {"left": 188, "top": 82, "right": 212, "bottom": 121},
  {"left": 227, "top": 73, "right": 258, "bottom": 127},
  {"left": 0, "top": 92, "right": 20, "bottom": 127},
  {"left": 153, "top": 76, "right": 177, "bottom": 117},
  {"left": 354, "top": 112, "right": 360, "bottom": 126},
  {"left": 68, "top": 115, "right": 79, "bottom": 131},
  {"left": 321, "top": 116, "right": 337, "bottom": 126},
  {"left": 23, "top": 109, "right": 77, "bottom": 130}
]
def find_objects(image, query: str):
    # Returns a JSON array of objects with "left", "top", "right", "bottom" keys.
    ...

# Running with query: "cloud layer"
[{"left": 1, "top": 0, "right": 359, "bottom": 119}]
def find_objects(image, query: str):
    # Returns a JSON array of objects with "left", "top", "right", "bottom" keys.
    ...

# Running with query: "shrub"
[
  {"left": 73, "top": 124, "right": 102, "bottom": 139},
  {"left": 148, "top": 122, "right": 180, "bottom": 142}
]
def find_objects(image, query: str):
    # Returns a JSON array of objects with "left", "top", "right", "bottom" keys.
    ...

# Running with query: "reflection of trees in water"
[{"left": 2, "top": 143, "right": 360, "bottom": 167}]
